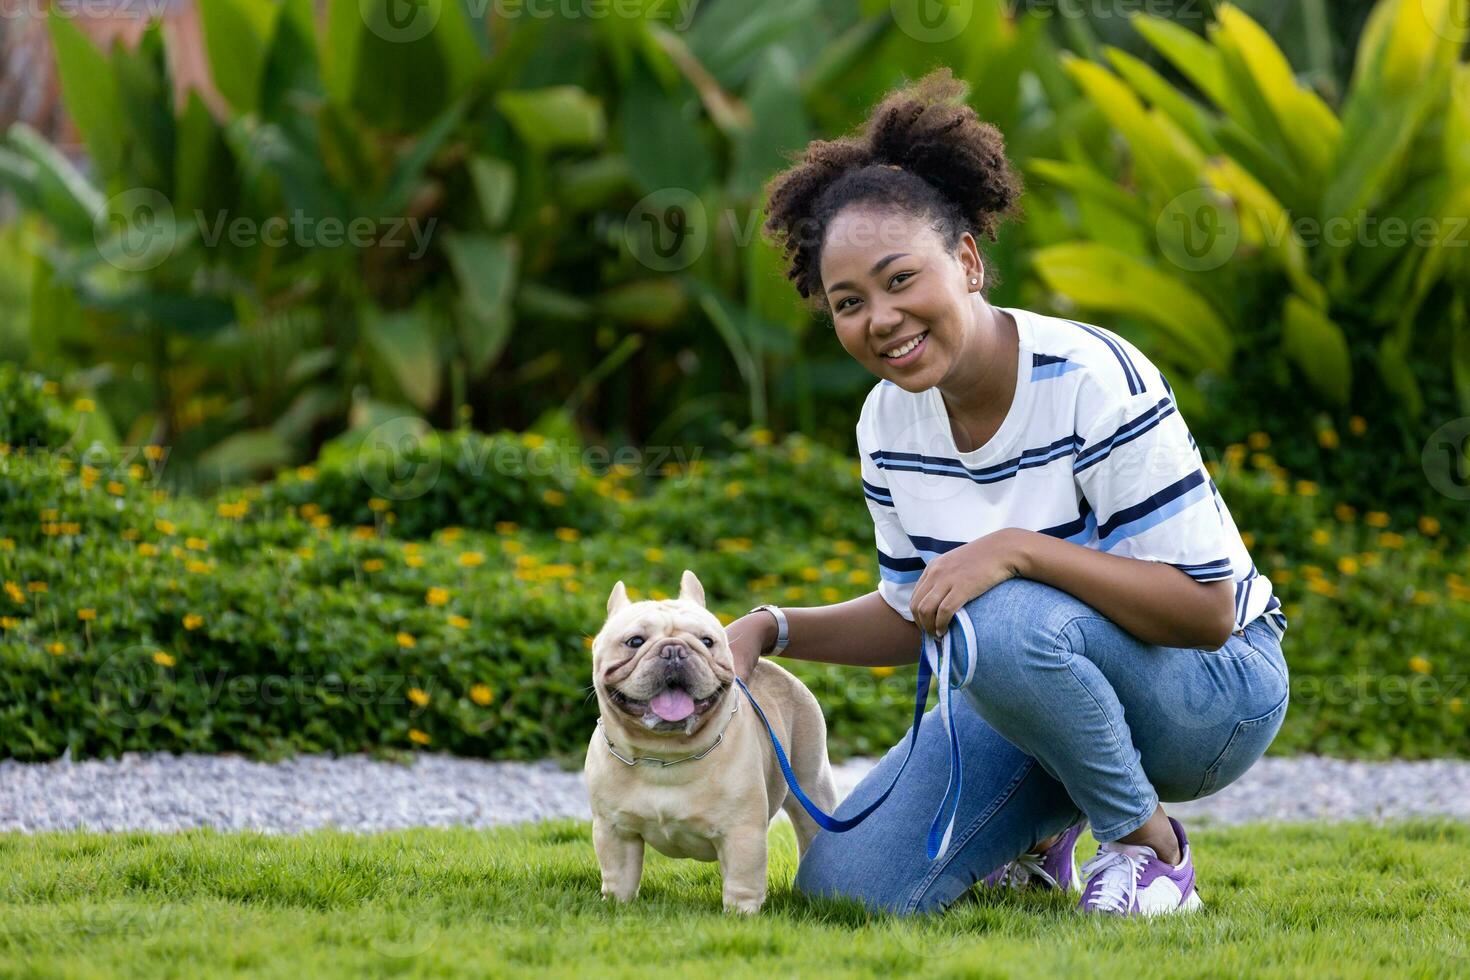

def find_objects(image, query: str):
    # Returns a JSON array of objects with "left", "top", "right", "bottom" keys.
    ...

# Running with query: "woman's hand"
[
  {"left": 724, "top": 611, "right": 778, "bottom": 682},
  {"left": 910, "top": 528, "right": 1030, "bottom": 639}
]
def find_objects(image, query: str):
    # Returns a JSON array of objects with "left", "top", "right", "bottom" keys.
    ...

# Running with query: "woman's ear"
[{"left": 956, "top": 233, "right": 984, "bottom": 291}]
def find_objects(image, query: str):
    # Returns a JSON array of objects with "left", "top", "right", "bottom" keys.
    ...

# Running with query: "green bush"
[{"left": 1, "top": 371, "right": 1465, "bottom": 762}]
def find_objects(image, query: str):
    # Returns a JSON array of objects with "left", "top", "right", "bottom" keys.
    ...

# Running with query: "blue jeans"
[{"left": 793, "top": 577, "right": 1290, "bottom": 915}]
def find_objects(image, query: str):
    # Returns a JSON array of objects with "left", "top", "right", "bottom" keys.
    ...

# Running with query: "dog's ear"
[
  {"left": 607, "top": 580, "right": 630, "bottom": 617},
  {"left": 677, "top": 569, "right": 705, "bottom": 607}
]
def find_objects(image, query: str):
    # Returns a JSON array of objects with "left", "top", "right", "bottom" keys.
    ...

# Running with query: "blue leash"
[{"left": 735, "top": 616, "right": 977, "bottom": 861}]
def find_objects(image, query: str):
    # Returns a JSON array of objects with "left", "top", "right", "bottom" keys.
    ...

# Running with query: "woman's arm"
[
  {"left": 726, "top": 589, "right": 923, "bottom": 678},
  {"left": 1011, "top": 529, "right": 1236, "bottom": 649}
]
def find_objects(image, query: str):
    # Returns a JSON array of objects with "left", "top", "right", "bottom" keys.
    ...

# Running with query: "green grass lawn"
[{"left": 2, "top": 820, "right": 1467, "bottom": 978}]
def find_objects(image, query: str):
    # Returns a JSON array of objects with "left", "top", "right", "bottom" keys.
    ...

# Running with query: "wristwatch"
[{"left": 748, "top": 603, "right": 789, "bottom": 657}]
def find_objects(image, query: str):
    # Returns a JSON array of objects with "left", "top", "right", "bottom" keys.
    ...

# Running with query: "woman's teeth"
[{"left": 883, "top": 332, "right": 927, "bottom": 359}]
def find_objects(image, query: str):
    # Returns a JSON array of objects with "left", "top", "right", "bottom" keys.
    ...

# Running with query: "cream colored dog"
[{"left": 584, "top": 569, "right": 837, "bottom": 914}]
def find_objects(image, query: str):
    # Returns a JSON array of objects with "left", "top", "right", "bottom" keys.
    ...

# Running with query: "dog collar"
[{"left": 598, "top": 695, "right": 739, "bottom": 767}]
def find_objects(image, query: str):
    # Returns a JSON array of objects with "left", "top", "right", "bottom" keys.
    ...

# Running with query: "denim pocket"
[{"left": 1195, "top": 691, "right": 1289, "bottom": 797}]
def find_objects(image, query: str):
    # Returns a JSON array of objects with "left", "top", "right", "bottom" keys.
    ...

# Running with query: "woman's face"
[{"left": 818, "top": 206, "right": 983, "bottom": 394}]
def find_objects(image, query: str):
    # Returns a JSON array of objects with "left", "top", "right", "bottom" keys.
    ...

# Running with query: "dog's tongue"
[{"left": 649, "top": 689, "right": 696, "bottom": 722}]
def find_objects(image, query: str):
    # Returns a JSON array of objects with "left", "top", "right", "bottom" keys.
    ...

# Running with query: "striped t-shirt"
[{"left": 860, "top": 305, "right": 1286, "bottom": 645}]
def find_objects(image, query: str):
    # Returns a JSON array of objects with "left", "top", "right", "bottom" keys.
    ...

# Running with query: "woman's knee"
[
  {"left": 792, "top": 831, "right": 916, "bottom": 914},
  {"left": 957, "top": 578, "right": 1091, "bottom": 696}
]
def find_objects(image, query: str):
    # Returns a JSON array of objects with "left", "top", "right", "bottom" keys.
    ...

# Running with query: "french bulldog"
[{"left": 584, "top": 569, "right": 838, "bottom": 914}]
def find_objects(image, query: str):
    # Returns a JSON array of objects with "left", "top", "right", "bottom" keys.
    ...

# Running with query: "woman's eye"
[
  {"left": 835, "top": 296, "right": 858, "bottom": 312},
  {"left": 890, "top": 271, "right": 913, "bottom": 287},
  {"left": 626, "top": 636, "right": 644, "bottom": 648},
  {"left": 701, "top": 636, "right": 714, "bottom": 648}
]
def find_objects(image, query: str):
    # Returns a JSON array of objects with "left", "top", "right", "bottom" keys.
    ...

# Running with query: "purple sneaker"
[
  {"left": 1077, "top": 816, "right": 1203, "bottom": 916},
  {"left": 981, "top": 819, "right": 1087, "bottom": 893}
]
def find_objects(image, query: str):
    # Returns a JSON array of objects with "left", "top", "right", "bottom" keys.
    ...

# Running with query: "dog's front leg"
[
  {"left": 592, "top": 818, "right": 645, "bottom": 902},
  {"left": 716, "top": 828, "right": 768, "bottom": 914}
]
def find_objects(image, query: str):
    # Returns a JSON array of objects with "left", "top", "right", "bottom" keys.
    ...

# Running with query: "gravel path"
[{"left": 2, "top": 752, "right": 1468, "bottom": 834}]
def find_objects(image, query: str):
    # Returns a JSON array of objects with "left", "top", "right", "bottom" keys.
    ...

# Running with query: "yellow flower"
[
  {"left": 0, "top": 538, "right": 12, "bottom": 551},
  {"left": 800, "top": 567, "right": 821, "bottom": 582},
  {"left": 396, "top": 632, "right": 417, "bottom": 648},
  {"left": 750, "top": 428, "right": 773, "bottom": 446},
  {"left": 1306, "top": 579, "right": 1337, "bottom": 597},
  {"left": 143, "top": 444, "right": 165, "bottom": 461},
  {"left": 1240, "top": 531, "right": 1255, "bottom": 549},
  {"left": 716, "top": 611, "right": 732, "bottom": 625},
  {"left": 1294, "top": 481, "right": 1318, "bottom": 497},
  {"left": 362, "top": 559, "right": 384, "bottom": 573},
  {"left": 820, "top": 587, "right": 841, "bottom": 602},
  {"left": 106, "top": 481, "right": 126, "bottom": 496},
  {"left": 1408, "top": 656, "right": 1432, "bottom": 675},
  {"left": 724, "top": 482, "right": 744, "bottom": 499},
  {"left": 1418, "top": 515, "right": 1441, "bottom": 537},
  {"left": 833, "top": 540, "right": 857, "bottom": 555},
  {"left": 447, "top": 614, "right": 471, "bottom": 629},
  {"left": 47, "top": 642, "right": 66, "bottom": 656},
  {"left": 439, "top": 527, "right": 463, "bottom": 543},
  {"left": 1378, "top": 532, "right": 1404, "bottom": 550},
  {"left": 1318, "top": 428, "right": 1339, "bottom": 449},
  {"left": 310, "top": 514, "right": 332, "bottom": 529},
  {"left": 1364, "top": 511, "right": 1390, "bottom": 528},
  {"left": 183, "top": 614, "right": 203, "bottom": 630},
  {"left": 74, "top": 397, "right": 95, "bottom": 413},
  {"left": 426, "top": 587, "right": 450, "bottom": 606},
  {"left": 368, "top": 497, "right": 390, "bottom": 512},
  {"left": 1247, "top": 431, "right": 1271, "bottom": 450},
  {"left": 458, "top": 551, "right": 485, "bottom": 568},
  {"left": 26, "top": 582, "right": 47, "bottom": 594},
  {"left": 494, "top": 521, "right": 519, "bottom": 535},
  {"left": 186, "top": 537, "right": 208, "bottom": 551},
  {"left": 352, "top": 526, "right": 377, "bottom": 541},
  {"left": 295, "top": 465, "right": 317, "bottom": 481},
  {"left": 1311, "top": 528, "right": 1331, "bottom": 546},
  {"left": 1333, "top": 503, "right": 1356, "bottom": 523},
  {"left": 152, "top": 651, "right": 176, "bottom": 667},
  {"left": 501, "top": 540, "right": 524, "bottom": 555},
  {"left": 555, "top": 527, "right": 580, "bottom": 542},
  {"left": 870, "top": 666, "right": 896, "bottom": 678},
  {"left": 1451, "top": 698, "right": 1463, "bottom": 715},
  {"left": 541, "top": 489, "right": 567, "bottom": 506},
  {"left": 217, "top": 501, "right": 249, "bottom": 519},
  {"left": 1336, "top": 556, "right": 1359, "bottom": 576},
  {"left": 822, "top": 558, "right": 846, "bottom": 574},
  {"left": 407, "top": 687, "right": 430, "bottom": 707},
  {"left": 77, "top": 608, "right": 96, "bottom": 621},
  {"left": 0, "top": 616, "right": 17, "bottom": 629},
  {"left": 405, "top": 555, "right": 425, "bottom": 568},
  {"left": 298, "top": 502, "right": 320, "bottom": 519},
  {"left": 296, "top": 547, "right": 314, "bottom": 559},
  {"left": 470, "top": 684, "right": 494, "bottom": 706},
  {"left": 650, "top": 588, "right": 669, "bottom": 601},
  {"left": 522, "top": 432, "right": 547, "bottom": 449},
  {"left": 784, "top": 586, "right": 805, "bottom": 601},
  {"left": 5, "top": 582, "right": 25, "bottom": 604},
  {"left": 1348, "top": 415, "right": 1367, "bottom": 436},
  {"left": 155, "top": 518, "right": 177, "bottom": 535},
  {"left": 1411, "top": 590, "right": 1437, "bottom": 606},
  {"left": 848, "top": 569, "right": 872, "bottom": 585},
  {"left": 643, "top": 548, "right": 664, "bottom": 562},
  {"left": 408, "top": 729, "right": 431, "bottom": 745},
  {"left": 1250, "top": 452, "right": 1274, "bottom": 470},
  {"left": 41, "top": 380, "right": 58, "bottom": 394}
]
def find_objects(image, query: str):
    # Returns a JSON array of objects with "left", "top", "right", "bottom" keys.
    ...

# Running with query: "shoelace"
[
  {"left": 1080, "top": 847, "right": 1145, "bottom": 913},
  {"left": 1001, "top": 851, "right": 1048, "bottom": 887}
]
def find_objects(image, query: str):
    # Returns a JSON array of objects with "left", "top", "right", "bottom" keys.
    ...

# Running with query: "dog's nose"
[{"left": 659, "top": 642, "right": 689, "bottom": 661}]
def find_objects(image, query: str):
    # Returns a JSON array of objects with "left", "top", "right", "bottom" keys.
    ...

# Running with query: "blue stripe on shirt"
[
  {"left": 870, "top": 433, "right": 1083, "bottom": 485},
  {"left": 1065, "top": 319, "right": 1145, "bottom": 395},
  {"left": 1074, "top": 396, "right": 1177, "bottom": 474},
  {"left": 1096, "top": 470, "right": 1212, "bottom": 549},
  {"left": 863, "top": 479, "right": 894, "bottom": 506}
]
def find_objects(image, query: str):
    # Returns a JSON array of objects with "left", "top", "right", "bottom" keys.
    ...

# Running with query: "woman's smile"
[{"left": 880, "top": 330, "right": 928, "bottom": 367}]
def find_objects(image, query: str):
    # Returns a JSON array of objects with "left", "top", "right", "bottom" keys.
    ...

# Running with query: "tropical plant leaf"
[{"left": 1281, "top": 294, "right": 1351, "bottom": 406}]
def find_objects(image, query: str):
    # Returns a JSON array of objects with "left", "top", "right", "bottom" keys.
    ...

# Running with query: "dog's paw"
[
  {"left": 601, "top": 886, "right": 638, "bottom": 903},
  {"left": 723, "top": 897, "right": 764, "bottom": 915}
]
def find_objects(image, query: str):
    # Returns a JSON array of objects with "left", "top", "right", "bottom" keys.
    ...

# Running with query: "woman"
[{"left": 724, "top": 68, "right": 1289, "bottom": 917}]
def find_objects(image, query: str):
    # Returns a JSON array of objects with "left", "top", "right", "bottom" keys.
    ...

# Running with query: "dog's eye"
[
  {"left": 701, "top": 636, "right": 714, "bottom": 648},
  {"left": 626, "top": 636, "right": 644, "bottom": 648}
]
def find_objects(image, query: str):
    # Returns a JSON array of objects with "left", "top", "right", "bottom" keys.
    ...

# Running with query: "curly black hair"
[{"left": 760, "top": 67, "right": 1023, "bottom": 309}]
